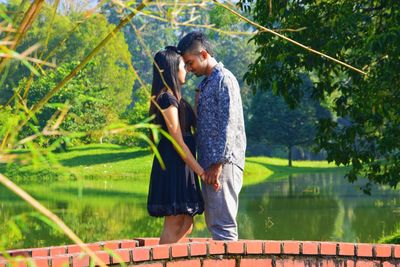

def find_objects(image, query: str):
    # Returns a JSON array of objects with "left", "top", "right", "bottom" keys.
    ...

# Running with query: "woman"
[{"left": 147, "top": 46, "right": 206, "bottom": 244}]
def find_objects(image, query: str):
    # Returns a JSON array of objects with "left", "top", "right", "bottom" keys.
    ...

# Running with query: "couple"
[{"left": 147, "top": 31, "right": 246, "bottom": 244}]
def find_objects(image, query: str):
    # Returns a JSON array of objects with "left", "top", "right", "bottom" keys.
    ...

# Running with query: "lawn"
[{"left": 0, "top": 143, "right": 347, "bottom": 190}]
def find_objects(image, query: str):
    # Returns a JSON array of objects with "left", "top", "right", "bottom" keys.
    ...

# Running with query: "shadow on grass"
[
  {"left": 67, "top": 145, "right": 137, "bottom": 152},
  {"left": 60, "top": 150, "right": 150, "bottom": 167}
]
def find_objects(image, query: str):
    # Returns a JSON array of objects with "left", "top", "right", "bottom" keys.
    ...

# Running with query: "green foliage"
[
  {"left": 209, "top": 5, "right": 241, "bottom": 30},
  {"left": 245, "top": 0, "right": 400, "bottom": 191},
  {"left": 122, "top": 86, "right": 151, "bottom": 125},
  {"left": 379, "top": 229, "right": 400, "bottom": 244},
  {"left": 21, "top": 61, "right": 110, "bottom": 144},
  {"left": 247, "top": 81, "right": 329, "bottom": 166},
  {"left": 0, "top": 106, "right": 19, "bottom": 140},
  {"left": 1, "top": 3, "right": 135, "bottom": 115}
]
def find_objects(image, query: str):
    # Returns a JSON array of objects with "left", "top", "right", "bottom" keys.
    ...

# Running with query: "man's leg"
[{"left": 202, "top": 163, "right": 243, "bottom": 240}]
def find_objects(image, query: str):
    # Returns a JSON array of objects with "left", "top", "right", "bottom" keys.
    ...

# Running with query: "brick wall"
[{"left": 1, "top": 238, "right": 399, "bottom": 266}]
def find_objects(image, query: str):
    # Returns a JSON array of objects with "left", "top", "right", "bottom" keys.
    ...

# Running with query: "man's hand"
[{"left": 206, "top": 163, "right": 223, "bottom": 185}]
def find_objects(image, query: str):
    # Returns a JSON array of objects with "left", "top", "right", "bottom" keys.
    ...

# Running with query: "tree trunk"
[{"left": 288, "top": 145, "right": 292, "bottom": 167}]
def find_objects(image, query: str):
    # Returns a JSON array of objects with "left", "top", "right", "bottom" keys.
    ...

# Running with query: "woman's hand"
[{"left": 213, "top": 179, "right": 221, "bottom": 192}]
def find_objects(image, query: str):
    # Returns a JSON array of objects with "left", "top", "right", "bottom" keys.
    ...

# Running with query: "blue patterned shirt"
[{"left": 197, "top": 63, "right": 246, "bottom": 170}]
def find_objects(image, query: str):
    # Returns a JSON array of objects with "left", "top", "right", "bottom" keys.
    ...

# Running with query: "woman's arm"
[{"left": 162, "top": 105, "right": 205, "bottom": 179}]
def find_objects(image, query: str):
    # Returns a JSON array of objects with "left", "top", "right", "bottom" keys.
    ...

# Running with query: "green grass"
[
  {"left": 0, "top": 143, "right": 347, "bottom": 189},
  {"left": 244, "top": 156, "right": 347, "bottom": 185}
]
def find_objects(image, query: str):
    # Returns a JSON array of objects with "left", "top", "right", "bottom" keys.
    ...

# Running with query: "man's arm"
[{"left": 206, "top": 78, "right": 233, "bottom": 184}]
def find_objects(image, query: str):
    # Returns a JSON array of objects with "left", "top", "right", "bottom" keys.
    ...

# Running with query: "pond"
[{"left": 1, "top": 171, "right": 399, "bottom": 249}]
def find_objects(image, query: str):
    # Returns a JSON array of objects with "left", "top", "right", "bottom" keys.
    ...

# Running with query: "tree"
[
  {"left": 1, "top": 2, "right": 135, "bottom": 116},
  {"left": 24, "top": 61, "right": 111, "bottom": 144},
  {"left": 248, "top": 79, "right": 328, "bottom": 166},
  {"left": 244, "top": 0, "right": 400, "bottom": 191}
]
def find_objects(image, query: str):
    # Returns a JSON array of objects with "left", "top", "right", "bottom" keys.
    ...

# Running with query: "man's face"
[{"left": 182, "top": 50, "right": 207, "bottom": 77}]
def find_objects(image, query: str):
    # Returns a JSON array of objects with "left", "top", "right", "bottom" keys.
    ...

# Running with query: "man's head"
[{"left": 177, "top": 31, "right": 214, "bottom": 77}]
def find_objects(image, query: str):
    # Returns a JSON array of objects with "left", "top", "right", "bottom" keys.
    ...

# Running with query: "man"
[{"left": 177, "top": 31, "right": 246, "bottom": 241}]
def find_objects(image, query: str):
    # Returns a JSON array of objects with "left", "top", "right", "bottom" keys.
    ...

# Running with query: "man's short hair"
[{"left": 177, "top": 31, "right": 214, "bottom": 56}]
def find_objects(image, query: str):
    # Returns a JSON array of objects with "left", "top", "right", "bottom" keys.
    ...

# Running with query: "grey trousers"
[{"left": 201, "top": 163, "right": 243, "bottom": 240}]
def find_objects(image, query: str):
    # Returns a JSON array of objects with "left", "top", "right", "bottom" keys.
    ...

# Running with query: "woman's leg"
[
  {"left": 177, "top": 215, "right": 193, "bottom": 242},
  {"left": 160, "top": 215, "right": 184, "bottom": 244},
  {"left": 159, "top": 215, "right": 194, "bottom": 244}
]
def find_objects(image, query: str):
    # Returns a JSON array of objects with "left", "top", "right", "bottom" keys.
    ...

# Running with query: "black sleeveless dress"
[{"left": 147, "top": 92, "right": 204, "bottom": 217}]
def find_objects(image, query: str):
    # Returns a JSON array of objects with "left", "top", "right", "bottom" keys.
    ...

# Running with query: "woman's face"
[{"left": 178, "top": 57, "right": 187, "bottom": 85}]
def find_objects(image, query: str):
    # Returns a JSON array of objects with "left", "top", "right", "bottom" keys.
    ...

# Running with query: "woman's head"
[{"left": 151, "top": 46, "right": 186, "bottom": 100}]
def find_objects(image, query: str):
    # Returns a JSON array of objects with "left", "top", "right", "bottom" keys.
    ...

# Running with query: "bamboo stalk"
[
  {"left": 6, "top": 1, "right": 150, "bottom": 139},
  {"left": 0, "top": 0, "right": 45, "bottom": 73}
]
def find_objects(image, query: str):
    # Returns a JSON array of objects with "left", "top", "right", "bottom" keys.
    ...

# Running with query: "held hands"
[{"left": 200, "top": 163, "right": 223, "bottom": 192}]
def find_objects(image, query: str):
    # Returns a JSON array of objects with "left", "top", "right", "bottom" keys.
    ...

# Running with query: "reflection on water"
[
  {"left": 1, "top": 172, "right": 399, "bottom": 249},
  {"left": 239, "top": 172, "right": 400, "bottom": 242}
]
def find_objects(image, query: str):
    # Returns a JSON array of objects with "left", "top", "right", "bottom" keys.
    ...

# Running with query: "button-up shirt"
[{"left": 197, "top": 62, "right": 246, "bottom": 170}]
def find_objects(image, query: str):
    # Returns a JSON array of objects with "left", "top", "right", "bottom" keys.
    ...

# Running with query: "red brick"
[
  {"left": 9, "top": 249, "right": 30, "bottom": 257},
  {"left": 241, "top": 258, "right": 273, "bottom": 266},
  {"left": 315, "top": 260, "right": 335, "bottom": 267},
  {"left": 91, "top": 251, "right": 110, "bottom": 265},
  {"left": 320, "top": 242, "right": 337, "bottom": 255},
  {"left": 111, "top": 249, "right": 130, "bottom": 264},
  {"left": 31, "top": 248, "right": 49, "bottom": 257},
  {"left": 245, "top": 240, "right": 263, "bottom": 254},
  {"left": 101, "top": 241, "right": 120, "bottom": 250},
  {"left": 395, "top": 245, "right": 400, "bottom": 258},
  {"left": 339, "top": 243, "right": 354, "bottom": 256},
  {"left": 382, "top": 262, "right": 396, "bottom": 267},
  {"left": 67, "top": 243, "right": 101, "bottom": 254},
  {"left": 171, "top": 243, "right": 189, "bottom": 258},
  {"left": 180, "top": 238, "right": 190, "bottom": 243},
  {"left": 226, "top": 241, "right": 244, "bottom": 254},
  {"left": 135, "top": 238, "right": 159, "bottom": 246},
  {"left": 209, "top": 241, "right": 225, "bottom": 255},
  {"left": 275, "top": 259, "right": 307, "bottom": 267},
  {"left": 49, "top": 246, "right": 67, "bottom": 256},
  {"left": 354, "top": 260, "right": 379, "bottom": 267},
  {"left": 283, "top": 241, "right": 300, "bottom": 254},
  {"left": 264, "top": 241, "right": 281, "bottom": 254},
  {"left": 189, "top": 238, "right": 210, "bottom": 243},
  {"left": 357, "top": 244, "right": 373, "bottom": 257},
  {"left": 152, "top": 245, "right": 170, "bottom": 260},
  {"left": 51, "top": 255, "right": 70, "bottom": 267},
  {"left": 375, "top": 245, "right": 392, "bottom": 257},
  {"left": 166, "top": 259, "right": 201, "bottom": 267},
  {"left": 120, "top": 240, "right": 138, "bottom": 249},
  {"left": 139, "top": 264, "right": 163, "bottom": 267},
  {"left": 190, "top": 242, "right": 207, "bottom": 256},
  {"left": 275, "top": 258, "right": 306, "bottom": 267},
  {"left": 132, "top": 247, "right": 150, "bottom": 262},
  {"left": 302, "top": 242, "right": 318, "bottom": 255},
  {"left": 203, "top": 259, "right": 235, "bottom": 267},
  {"left": 72, "top": 253, "right": 90, "bottom": 267},
  {"left": 346, "top": 259, "right": 355, "bottom": 267},
  {"left": 32, "top": 257, "right": 50, "bottom": 267},
  {"left": 0, "top": 261, "right": 6, "bottom": 267}
]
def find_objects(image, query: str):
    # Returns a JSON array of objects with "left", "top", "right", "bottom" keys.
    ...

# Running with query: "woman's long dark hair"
[{"left": 149, "top": 47, "right": 195, "bottom": 138}]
